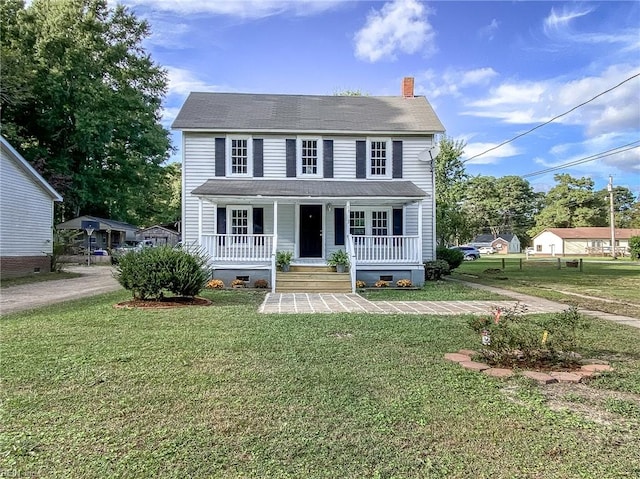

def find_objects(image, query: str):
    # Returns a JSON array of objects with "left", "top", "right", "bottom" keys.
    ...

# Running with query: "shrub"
[
  {"left": 355, "top": 280, "right": 366, "bottom": 288},
  {"left": 374, "top": 280, "right": 389, "bottom": 288},
  {"left": 630, "top": 236, "right": 640, "bottom": 260},
  {"left": 231, "top": 279, "right": 245, "bottom": 287},
  {"left": 254, "top": 279, "right": 269, "bottom": 289},
  {"left": 115, "top": 245, "right": 210, "bottom": 300},
  {"left": 396, "top": 279, "right": 412, "bottom": 287},
  {"left": 424, "top": 259, "right": 450, "bottom": 281},
  {"left": 207, "top": 279, "right": 225, "bottom": 289},
  {"left": 468, "top": 304, "right": 588, "bottom": 368},
  {"left": 436, "top": 246, "right": 464, "bottom": 271}
]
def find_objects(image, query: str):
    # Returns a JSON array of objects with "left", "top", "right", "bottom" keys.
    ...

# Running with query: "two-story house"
[{"left": 172, "top": 78, "right": 445, "bottom": 292}]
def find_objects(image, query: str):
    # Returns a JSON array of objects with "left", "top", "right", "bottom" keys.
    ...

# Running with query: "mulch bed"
[{"left": 114, "top": 296, "right": 212, "bottom": 309}]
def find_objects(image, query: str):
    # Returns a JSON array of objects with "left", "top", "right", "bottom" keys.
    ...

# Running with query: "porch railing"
[
  {"left": 350, "top": 235, "right": 421, "bottom": 264},
  {"left": 201, "top": 234, "right": 274, "bottom": 262}
]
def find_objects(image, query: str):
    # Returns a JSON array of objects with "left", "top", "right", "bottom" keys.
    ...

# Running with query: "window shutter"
[
  {"left": 393, "top": 208, "right": 403, "bottom": 235},
  {"left": 253, "top": 139, "right": 263, "bottom": 177},
  {"left": 356, "top": 140, "right": 366, "bottom": 179},
  {"left": 286, "top": 139, "right": 296, "bottom": 177},
  {"left": 217, "top": 207, "right": 227, "bottom": 234},
  {"left": 392, "top": 141, "right": 403, "bottom": 178},
  {"left": 253, "top": 207, "right": 264, "bottom": 234},
  {"left": 215, "top": 138, "right": 226, "bottom": 177},
  {"left": 323, "top": 139, "right": 334, "bottom": 178},
  {"left": 334, "top": 207, "right": 345, "bottom": 246}
]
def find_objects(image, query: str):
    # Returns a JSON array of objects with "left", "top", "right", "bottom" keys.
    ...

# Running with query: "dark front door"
[{"left": 299, "top": 205, "right": 323, "bottom": 258}]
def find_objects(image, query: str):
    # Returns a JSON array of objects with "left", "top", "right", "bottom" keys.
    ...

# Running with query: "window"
[
  {"left": 349, "top": 209, "right": 391, "bottom": 236},
  {"left": 350, "top": 211, "right": 365, "bottom": 235},
  {"left": 230, "top": 208, "right": 249, "bottom": 236},
  {"left": 371, "top": 211, "right": 388, "bottom": 236},
  {"left": 227, "top": 136, "right": 252, "bottom": 176},
  {"left": 297, "top": 138, "right": 322, "bottom": 177},
  {"left": 368, "top": 139, "right": 391, "bottom": 178}
]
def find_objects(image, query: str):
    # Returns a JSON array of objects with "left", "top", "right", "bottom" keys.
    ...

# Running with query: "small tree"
[{"left": 629, "top": 236, "right": 640, "bottom": 260}]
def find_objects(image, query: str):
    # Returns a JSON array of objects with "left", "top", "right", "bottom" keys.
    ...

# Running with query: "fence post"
[
  {"left": 519, "top": 258, "right": 522, "bottom": 271},
  {"left": 579, "top": 258, "right": 583, "bottom": 272},
  {"left": 501, "top": 258, "right": 505, "bottom": 270},
  {"left": 557, "top": 258, "right": 561, "bottom": 270}
]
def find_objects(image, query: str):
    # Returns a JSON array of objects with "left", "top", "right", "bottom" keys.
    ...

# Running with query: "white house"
[
  {"left": 172, "top": 78, "right": 445, "bottom": 292},
  {"left": 532, "top": 227, "right": 640, "bottom": 256},
  {"left": 1, "top": 136, "right": 63, "bottom": 278}
]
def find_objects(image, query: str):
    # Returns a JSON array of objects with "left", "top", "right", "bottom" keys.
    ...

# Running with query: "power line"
[
  {"left": 521, "top": 141, "right": 640, "bottom": 178},
  {"left": 465, "top": 72, "right": 640, "bottom": 162}
]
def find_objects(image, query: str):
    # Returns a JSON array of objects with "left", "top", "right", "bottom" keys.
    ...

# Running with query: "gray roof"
[
  {"left": 172, "top": 93, "right": 445, "bottom": 134},
  {"left": 192, "top": 179, "right": 427, "bottom": 199}
]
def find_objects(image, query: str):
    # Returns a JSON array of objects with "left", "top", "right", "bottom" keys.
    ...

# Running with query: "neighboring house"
[
  {"left": 57, "top": 216, "right": 138, "bottom": 252},
  {"left": 532, "top": 227, "right": 640, "bottom": 256},
  {"left": 137, "top": 223, "right": 181, "bottom": 247},
  {"left": 472, "top": 233, "right": 521, "bottom": 254},
  {"left": 172, "top": 77, "right": 445, "bottom": 291},
  {"left": 0, "top": 136, "right": 63, "bottom": 278}
]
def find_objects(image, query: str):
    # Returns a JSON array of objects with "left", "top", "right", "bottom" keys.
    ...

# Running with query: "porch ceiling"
[{"left": 192, "top": 179, "right": 427, "bottom": 202}]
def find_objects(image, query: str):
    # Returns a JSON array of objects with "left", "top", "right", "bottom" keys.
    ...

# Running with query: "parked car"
[
  {"left": 449, "top": 245, "right": 481, "bottom": 261},
  {"left": 478, "top": 246, "right": 495, "bottom": 254}
]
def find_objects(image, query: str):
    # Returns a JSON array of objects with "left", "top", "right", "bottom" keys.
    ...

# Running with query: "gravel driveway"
[{"left": 0, "top": 265, "right": 122, "bottom": 315}]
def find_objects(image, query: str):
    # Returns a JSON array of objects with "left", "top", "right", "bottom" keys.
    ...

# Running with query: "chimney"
[{"left": 402, "top": 77, "right": 414, "bottom": 98}]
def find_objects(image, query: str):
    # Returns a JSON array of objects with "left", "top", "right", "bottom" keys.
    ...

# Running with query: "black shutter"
[
  {"left": 356, "top": 140, "right": 366, "bottom": 179},
  {"left": 215, "top": 138, "right": 226, "bottom": 177},
  {"left": 393, "top": 208, "right": 403, "bottom": 235},
  {"left": 286, "top": 139, "right": 296, "bottom": 177},
  {"left": 253, "top": 207, "right": 264, "bottom": 234},
  {"left": 334, "top": 207, "right": 345, "bottom": 246},
  {"left": 217, "top": 207, "right": 227, "bottom": 234},
  {"left": 253, "top": 139, "right": 263, "bottom": 177},
  {"left": 392, "top": 141, "right": 403, "bottom": 178},
  {"left": 323, "top": 139, "right": 334, "bottom": 178}
]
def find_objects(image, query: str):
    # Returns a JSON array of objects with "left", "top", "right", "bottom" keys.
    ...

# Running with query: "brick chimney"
[{"left": 402, "top": 77, "right": 414, "bottom": 98}]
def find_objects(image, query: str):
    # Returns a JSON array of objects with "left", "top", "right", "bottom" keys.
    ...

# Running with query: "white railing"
[
  {"left": 350, "top": 235, "right": 421, "bottom": 264},
  {"left": 201, "top": 234, "right": 274, "bottom": 262},
  {"left": 345, "top": 235, "right": 357, "bottom": 293}
]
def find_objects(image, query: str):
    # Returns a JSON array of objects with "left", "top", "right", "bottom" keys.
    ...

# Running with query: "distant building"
[
  {"left": 471, "top": 233, "right": 521, "bottom": 254},
  {"left": 57, "top": 216, "right": 138, "bottom": 252},
  {"left": 532, "top": 227, "right": 640, "bottom": 256},
  {"left": 137, "top": 223, "right": 181, "bottom": 247}
]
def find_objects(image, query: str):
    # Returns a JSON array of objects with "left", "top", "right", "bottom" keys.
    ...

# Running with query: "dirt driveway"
[{"left": 0, "top": 265, "right": 122, "bottom": 316}]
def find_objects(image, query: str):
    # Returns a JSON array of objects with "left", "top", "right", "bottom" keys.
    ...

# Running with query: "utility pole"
[{"left": 607, "top": 176, "right": 616, "bottom": 259}]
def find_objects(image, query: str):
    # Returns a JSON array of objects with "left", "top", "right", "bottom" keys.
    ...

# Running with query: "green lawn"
[
  {"left": 360, "top": 280, "right": 507, "bottom": 301},
  {"left": 2, "top": 289, "right": 639, "bottom": 478},
  {"left": 452, "top": 257, "right": 640, "bottom": 319}
]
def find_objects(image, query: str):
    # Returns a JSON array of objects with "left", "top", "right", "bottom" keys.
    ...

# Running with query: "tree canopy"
[{"left": 1, "top": 0, "right": 172, "bottom": 225}]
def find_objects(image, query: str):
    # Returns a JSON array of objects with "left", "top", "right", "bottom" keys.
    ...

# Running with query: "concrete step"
[{"left": 276, "top": 269, "right": 351, "bottom": 293}]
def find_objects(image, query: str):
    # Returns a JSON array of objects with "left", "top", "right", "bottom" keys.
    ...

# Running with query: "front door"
[{"left": 299, "top": 205, "right": 323, "bottom": 258}]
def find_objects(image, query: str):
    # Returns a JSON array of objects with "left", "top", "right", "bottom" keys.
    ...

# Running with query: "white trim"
[
  {"left": 366, "top": 138, "right": 392, "bottom": 179},
  {"left": 296, "top": 136, "right": 323, "bottom": 178},
  {"left": 226, "top": 135, "right": 253, "bottom": 177},
  {"left": 175, "top": 128, "right": 444, "bottom": 136}
]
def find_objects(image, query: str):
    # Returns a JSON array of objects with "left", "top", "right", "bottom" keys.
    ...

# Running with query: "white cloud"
[
  {"left": 120, "top": 0, "right": 345, "bottom": 18},
  {"left": 354, "top": 0, "right": 435, "bottom": 62},
  {"left": 462, "top": 142, "right": 520, "bottom": 165},
  {"left": 478, "top": 18, "right": 499, "bottom": 41},
  {"left": 543, "top": 5, "right": 594, "bottom": 35},
  {"left": 417, "top": 67, "right": 497, "bottom": 99},
  {"left": 166, "top": 67, "right": 224, "bottom": 97}
]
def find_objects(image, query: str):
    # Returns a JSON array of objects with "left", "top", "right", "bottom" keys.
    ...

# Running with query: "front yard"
[{"left": 2, "top": 288, "right": 639, "bottom": 478}]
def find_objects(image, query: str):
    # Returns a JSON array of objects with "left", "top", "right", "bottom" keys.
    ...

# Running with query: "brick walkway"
[{"left": 259, "top": 293, "right": 567, "bottom": 315}]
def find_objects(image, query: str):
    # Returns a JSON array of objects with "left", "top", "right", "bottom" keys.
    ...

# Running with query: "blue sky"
[{"left": 120, "top": 0, "right": 640, "bottom": 196}]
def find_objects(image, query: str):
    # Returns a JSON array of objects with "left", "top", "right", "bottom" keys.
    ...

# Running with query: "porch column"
[
  {"left": 272, "top": 200, "right": 278, "bottom": 293},
  {"left": 417, "top": 201, "right": 423, "bottom": 262},
  {"left": 273, "top": 200, "right": 278, "bottom": 238},
  {"left": 198, "top": 197, "right": 203, "bottom": 245}
]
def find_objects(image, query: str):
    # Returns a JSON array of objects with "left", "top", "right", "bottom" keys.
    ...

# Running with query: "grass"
[
  {"left": 0, "top": 271, "right": 81, "bottom": 288},
  {"left": 452, "top": 257, "right": 640, "bottom": 319},
  {"left": 2, "top": 289, "right": 640, "bottom": 478},
  {"left": 360, "top": 280, "right": 507, "bottom": 301}
]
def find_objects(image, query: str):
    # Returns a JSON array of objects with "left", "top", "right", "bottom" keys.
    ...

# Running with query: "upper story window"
[
  {"left": 297, "top": 138, "right": 322, "bottom": 177},
  {"left": 227, "top": 136, "right": 252, "bottom": 176},
  {"left": 368, "top": 139, "right": 391, "bottom": 178}
]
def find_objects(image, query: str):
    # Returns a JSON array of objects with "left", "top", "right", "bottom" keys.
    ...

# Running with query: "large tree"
[
  {"left": 1, "top": 0, "right": 171, "bottom": 225},
  {"left": 434, "top": 136, "right": 472, "bottom": 245},
  {"left": 464, "top": 175, "right": 542, "bottom": 243},
  {"left": 529, "top": 174, "right": 607, "bottom": 237},
  {"left": 597, "top": 185, "right": 638, "bottom": 228}
]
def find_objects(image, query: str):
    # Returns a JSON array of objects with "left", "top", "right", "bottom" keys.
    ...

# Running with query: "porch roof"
[{"left": 191, "top": 179, "right": 427, "bottom": 200}]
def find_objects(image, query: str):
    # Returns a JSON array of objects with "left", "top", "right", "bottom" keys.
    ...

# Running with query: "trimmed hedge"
[
  {"left": 115, "top": 245, "right": 210, "bottom": 300},
  {"left": 436, "top": 246, "right": 464, "bottom": 271}
]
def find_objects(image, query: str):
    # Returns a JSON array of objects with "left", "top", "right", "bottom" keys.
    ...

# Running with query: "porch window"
[
  {"left": 227, "top": 136, "right": 252, "bottom": 176},
  {"left": 297, "top": 138, "right": 323, "bottom": 177},
  {"left": 350, "top": 211, "right": 366, "bottom": 235},
  {"left": 349, "top": 209, "right": 391, "bottom": 236},
  {"left": 368, "top": 139, "right": 391, "bottom": 178},
  {"left": 230, "top": 208, "right": 249, "bottom": 235},
  {"left": 371, "top": 211, "right": 388, "bottom": 236}
]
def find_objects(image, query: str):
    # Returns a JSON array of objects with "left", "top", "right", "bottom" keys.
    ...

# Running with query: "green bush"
[
  {"left": 115, "top": 245, "right": 210, "bottom": 300},
  {"left": 436, "top": 246, "right": 464, "bottom": 271},
  {"left": 468, "top": 304, "right": 588, "bottom": 368},
  {"left": 630, "top": 236, "right": 640, "bottom": 260}
]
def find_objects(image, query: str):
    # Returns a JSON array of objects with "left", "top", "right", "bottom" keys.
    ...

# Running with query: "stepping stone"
[
  {"left": 460, "top": 361, "right": 490, "bottom": 372},
  {"left": 458, "top": 349, "right": 477, "bottom": 356},
  {"left": 581, "top": 364, "right": 613, "bottom": 373},
  {"left": 483, "top": 368, "right": 514, "bottom": 378},
  {"left": 444, "top": 353, "right": 471, "bottom": 362},
  {"left": 550, "top": 371, "right": 583, "bottom": 383},
  {"left": 522, "top": 371, "right": 558, "bottom": 384}
]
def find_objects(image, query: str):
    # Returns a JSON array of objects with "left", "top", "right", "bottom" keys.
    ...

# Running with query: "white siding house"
[
  {"left": 532, "top": 228, "right": 640, "bottom": 256},
  {"left": 1, "top": 136, "right": 63, "bottom": 278},
  {"left": 172, "top": 78, "right": 445, "bottom": 291}
]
